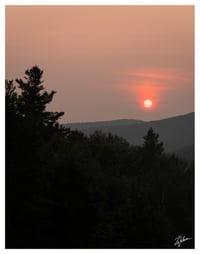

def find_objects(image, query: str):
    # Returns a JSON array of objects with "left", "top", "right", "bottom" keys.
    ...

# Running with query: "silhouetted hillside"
[
  {"left": 65, "top": 112, "right": 194, "bottom": 155},
  {"left": 64, "top": 119, "right": 144, "bottom": 130}
]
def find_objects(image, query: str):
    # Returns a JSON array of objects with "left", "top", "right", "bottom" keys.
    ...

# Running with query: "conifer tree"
[
  {"left": 142, "top": 127, "right": 164, "bottom": 167},
  {"left": 16, "top": 66, "right": 64, "bottom": 128}
]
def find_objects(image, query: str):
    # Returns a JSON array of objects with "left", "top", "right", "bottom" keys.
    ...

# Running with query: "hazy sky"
[{"left": 6, "top": 5, "right": 194, "bottom": 123}]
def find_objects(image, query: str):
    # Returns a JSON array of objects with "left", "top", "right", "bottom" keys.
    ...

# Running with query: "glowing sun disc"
[{"left": 144, "top": 99, "right": 152, "bottom": 108}]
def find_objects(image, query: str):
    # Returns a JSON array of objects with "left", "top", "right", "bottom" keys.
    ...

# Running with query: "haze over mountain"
[
  {"left": 64, "top": 119, "right": 145, "bottom": 131},
  {"left": 64, "top": 112, "right": 194, "bottom": 159}
]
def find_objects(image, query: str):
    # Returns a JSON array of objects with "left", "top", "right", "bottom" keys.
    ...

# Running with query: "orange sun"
[{"left": 144, "top": 99, "right": 152, "bottom": 108}]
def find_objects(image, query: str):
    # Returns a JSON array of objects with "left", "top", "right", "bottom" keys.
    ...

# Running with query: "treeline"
[{"left": 6, "top": 66, "right": 194, "bottom": 248}]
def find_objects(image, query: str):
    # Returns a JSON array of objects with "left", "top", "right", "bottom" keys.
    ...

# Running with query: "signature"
[{"left": 174, "top": 234, "right": 192, "bottom": 247}]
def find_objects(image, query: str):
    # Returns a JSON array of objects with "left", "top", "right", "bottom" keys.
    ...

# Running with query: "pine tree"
[
  {"left": 142, "top": 127, "right": 164, "bottom": 168},
  {"left": 16, "top": 65, "right": 64, "bottom": 128},
  {"left": 6, "top": 67, "right": 65, "bottom": 248}
]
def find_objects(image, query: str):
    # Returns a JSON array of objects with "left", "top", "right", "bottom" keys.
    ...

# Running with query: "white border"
[
  {"left": 1, "top": 0, "right": 198, "bottom": 5},
  {"left": 1, "top": 1, "right": 198, "bottom": 254}
]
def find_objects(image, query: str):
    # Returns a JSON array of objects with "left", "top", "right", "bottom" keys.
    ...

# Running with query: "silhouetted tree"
[
  {"left": 141, "top": 127, "right": 164, "bottom": 168},
  {"left": 16, "top": 66, "right": 64, "bottom": 129},
  {"left": 6, "top": 79, "right": 20, "bottom": 154},
  {"left": 6, "top": 66, "right": 66, "bottom": 248}
]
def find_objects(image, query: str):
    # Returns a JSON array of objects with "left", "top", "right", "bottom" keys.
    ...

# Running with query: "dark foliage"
[{"left": 5, "top": 67, "right": 194, "bottom": 249}]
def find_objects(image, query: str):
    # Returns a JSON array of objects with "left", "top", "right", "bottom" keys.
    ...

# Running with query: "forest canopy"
[{"left": 5, "top": 66, "right": 194, "bottom": 249}]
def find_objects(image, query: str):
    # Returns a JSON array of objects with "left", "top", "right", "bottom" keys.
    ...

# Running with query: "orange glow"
[
  {"left": 137, "top": 84, "right": 158, "bottom": 110},
  {"left": 144, "top": 99, "right": 152, "bottom": 109},
  {"left": 124, "top": 79, "right": 164, "bottom": 111},
  {"left": 121, "top": 67, "right": 185, "bottom": 111}
]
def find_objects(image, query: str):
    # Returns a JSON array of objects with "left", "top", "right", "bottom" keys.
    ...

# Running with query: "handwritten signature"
[{"left": 174, "top": 234, "right": 192, "bottom": 247}]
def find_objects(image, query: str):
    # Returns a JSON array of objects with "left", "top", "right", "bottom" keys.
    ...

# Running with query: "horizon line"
[{"left": 62, "top": 111, "right": 194, "bottom": 125}]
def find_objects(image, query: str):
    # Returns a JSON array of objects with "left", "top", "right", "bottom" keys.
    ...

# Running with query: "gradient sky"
[{"left": 6, "top": 5, "right": 194, "bottom": 123}]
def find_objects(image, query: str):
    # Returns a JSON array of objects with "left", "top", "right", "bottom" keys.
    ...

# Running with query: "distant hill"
[
  {"left": 64, "top": 112, "right": 194, "bottom": 159},
  {"left": 63, "top": 119, "right": 145, "bottom": 131}
]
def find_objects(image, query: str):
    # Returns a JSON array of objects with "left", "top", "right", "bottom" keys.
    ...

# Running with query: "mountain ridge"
[
  {"left": 63, "top": 118, "right": 145, "bottom": 130},
  {"left": 63, "top": 112, "right": 194, "bottom": 159}
]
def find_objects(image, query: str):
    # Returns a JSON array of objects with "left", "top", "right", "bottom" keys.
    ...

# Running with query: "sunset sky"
[{"left": 5, "top": 5, "right": 194, "bottom": 123}]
